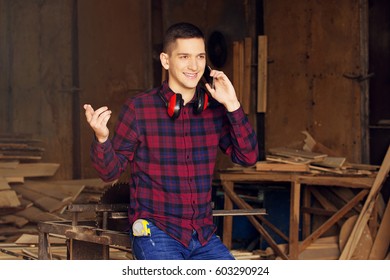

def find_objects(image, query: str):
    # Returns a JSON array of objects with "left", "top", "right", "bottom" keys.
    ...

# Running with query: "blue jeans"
[{"left": 131, "top": 222, "right": 235, "bottom": 260}]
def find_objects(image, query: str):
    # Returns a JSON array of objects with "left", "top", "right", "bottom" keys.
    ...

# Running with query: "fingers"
[
  {"left": 84, "top": 104, "right": 94, "bottom": 123},
  {"left": 84, "top": 104, "right": 111, "bottom": 124},
  {"left": 83, "top": 104, "right": 112, "bottom": 141}
]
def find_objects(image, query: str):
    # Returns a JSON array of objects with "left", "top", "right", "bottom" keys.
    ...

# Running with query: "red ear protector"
[{"left": 159, "top": 90, "right": 209, "bottom": 120}]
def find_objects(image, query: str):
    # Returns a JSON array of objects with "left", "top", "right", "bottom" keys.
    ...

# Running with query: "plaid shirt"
[{"left": 90, "top": 81, "right": 258, "bottom": 247}]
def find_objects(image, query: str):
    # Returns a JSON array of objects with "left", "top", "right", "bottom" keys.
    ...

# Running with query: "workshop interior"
[{"left": 0, "top": 0, "right": 389, "bottom": 260}]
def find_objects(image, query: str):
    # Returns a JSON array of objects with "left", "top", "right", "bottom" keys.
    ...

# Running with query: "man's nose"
[{"left": 188, "top": 58, "right": 198, "bottom": 70}]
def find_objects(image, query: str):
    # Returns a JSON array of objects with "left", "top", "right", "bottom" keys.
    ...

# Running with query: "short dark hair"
[{"left": 162, "top": 22, "right": 205, "bottom": 53}]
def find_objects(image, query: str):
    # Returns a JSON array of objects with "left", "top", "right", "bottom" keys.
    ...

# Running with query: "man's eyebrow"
[{"left": 176, "top": 52, "right": 206, "bottom": 56}]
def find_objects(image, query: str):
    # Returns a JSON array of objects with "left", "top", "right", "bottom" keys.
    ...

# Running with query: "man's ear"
[{"left": 160, "top": 53, "right": 169, "bottom": 70}]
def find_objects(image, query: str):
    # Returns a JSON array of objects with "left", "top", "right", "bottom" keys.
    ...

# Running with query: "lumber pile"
[
  {"left": 256, "top": 146, "right": 378, "bottom": 176},
  {"left": 253, "top": 131, "right": 380, "bottom": 176},
  {"left": 0, "top": 134, "right": 45, "bottom": 162},
  {"left": 0, "top": 134, "right": 110, "bottom": 258}
]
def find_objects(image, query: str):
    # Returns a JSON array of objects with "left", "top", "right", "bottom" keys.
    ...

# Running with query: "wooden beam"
[
  {"left": 289, "top": 181, "right": 301, "bottom": 259},
  {"left": 0, "top": 163, "right": 60, "bottom": 178},
  {"left": 257, "top": 35, "right": 267, "bottom": 112},
  {"left": 339, "top": 146, "right": 390, "bottom": 259},
  {"left": 242, "top": 37, "right": 252, "bottom": 114}
]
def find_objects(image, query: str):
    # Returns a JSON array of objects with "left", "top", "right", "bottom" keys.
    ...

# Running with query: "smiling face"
[{"left": 160, "top": 37, "right": 206, "bottom": 98}]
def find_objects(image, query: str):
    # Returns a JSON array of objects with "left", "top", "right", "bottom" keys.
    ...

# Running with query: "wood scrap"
[
  {"left": 11, "top": 184, "right": 66, "bottom": 213},
  {"left": 14, "top": 233, "right": 66, "bottom": 245},
  {"left": 256, "top": 161, "right": 309, "bottom": 172},
  {"left": 269, "top": 147, "right": 328, "bottom": 160},
  {"left": 266, "top": 155, "right": 315, "bottom": 165},
  {"left": 23, "top": 180, "right": 74, "bottom": 202},
  {"left": 0, "top": 190, "right": 21, "bottom": 208},
  {"left": 301, "top": 131, "right": 340, "bottom": 157},
  {"left": 309, "top": 164, "right": 344, "bottom": 174},
  {"left": 311, "top": 156, "right": 346, "bottom": 169},
  {"left": 0, "top": 163, "right": 60, "bottom": 178},
  {"left": 0, "top": 214, "right": 29, "bottom": 228},
  {"left": 14, "top": 206, "right": 64, "bottom": 223},
  {"left": 0, "top": 177, "right": 11, "bottom": 190},
  {"left": 0, "top": 134, "right": 44, "bottom": 162}
]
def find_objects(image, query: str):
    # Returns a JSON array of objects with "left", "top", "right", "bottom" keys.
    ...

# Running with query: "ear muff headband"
[
  {"left": 159, "top": 90, "right": 208, "bottom": 120},
  {"left": 167, "top": 94, "right": 183, "bottom": 120}
]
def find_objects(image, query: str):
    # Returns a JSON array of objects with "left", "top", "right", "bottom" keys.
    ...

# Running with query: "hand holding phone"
[{"left": 203, "top": 65, "right": 215, "bottom": 89}]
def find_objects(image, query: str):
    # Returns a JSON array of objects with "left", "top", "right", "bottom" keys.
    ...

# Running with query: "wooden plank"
[
  {"left": 0, "top": 161, "right": 19, "bottom": 169},
  {"left": 269, "top": 147, "right": 327, "bottom": 160},
  {"left": 222, "top": 181, "right": 234, "bottom": 250},
  {"left": 14, "top": 206, "right": 64, "bottom": 223},
  {"left": 233, "top": 41, "right": 241, "bottom": 103},
  {"left": 24, "top": 180, "right": 73, "bottom": 202},
  {"left": 0, "top": 214, "right": 29, "bottom": 228},
  {"left": 242, "top": 37, "right": 252, "bottom": 114},
  {"left": 0, "top": 177, "right": 10, "bottom": 190},
  {"left": 239, "top": 40, "right": 245, "bottom": 110},
  {"left": 369, "top": 197, "right": 390, "bottom": 259},
  {"left": 312, "top": 156, "right": 346, "bottom": 169},
  {"left": 5, "top": 177, "right": 24, "bottom": 183},
  {"left": 0, "top": 163, "right": 60, "bottom": 178},
  {"left": 11, "top": 184, "right": 67, "bottom": 213},
  {"left": 34, "top": 196, "right": 68, "bottom": 213},
  {"left": 257, "top": 35, "right": 267, "bottom": 112},
  {"left": 15, "top": 233, "right": 65, "bottom": 245},
  {"left": 289, "top": 181, "right": 301, "bottom": 259},
  {"left": 0, "top": 190, "right": 21, "bottom": 208},
  {"left": 256, "top": 161, "right": 309, "bottom": 172},
  {"left": 339, "top": 146, "right": 390, "bottom": 259},
  {"left": 266, "top": 155, "right": 315, "bottom": 165}
]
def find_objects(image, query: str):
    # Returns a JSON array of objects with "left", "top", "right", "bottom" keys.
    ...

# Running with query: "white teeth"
[{"left": 185, "top": 73, "right": 197, "bottom": 78}]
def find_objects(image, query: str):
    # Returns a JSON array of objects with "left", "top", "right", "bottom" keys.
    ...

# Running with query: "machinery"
[{"left": 38, "top": 183, "right": 132, "bottom": 260}]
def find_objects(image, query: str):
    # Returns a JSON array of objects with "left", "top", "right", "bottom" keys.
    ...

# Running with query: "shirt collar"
[{"left": 159, "top": 80, "right": 207, "bottom": 104}]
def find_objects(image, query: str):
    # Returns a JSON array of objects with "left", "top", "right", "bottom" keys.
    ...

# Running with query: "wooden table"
[{"left": 218, "top": 170, "right": 375, "bottom": 259}]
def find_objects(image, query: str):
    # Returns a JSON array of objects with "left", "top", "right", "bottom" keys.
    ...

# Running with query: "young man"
[{"left": 84, "top": 22, "right": 258, "bottom": 260}]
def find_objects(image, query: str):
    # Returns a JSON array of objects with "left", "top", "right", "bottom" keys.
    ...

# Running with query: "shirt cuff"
[
  {"left": 226, "top": 106, "right": 246, "bottom": 125},
  {"left": 92, "top": 135, "right": 111, "bottom": 152}
]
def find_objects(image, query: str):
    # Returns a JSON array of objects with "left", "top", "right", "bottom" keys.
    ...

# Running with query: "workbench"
[{"left": 218, "top": 169, "right": 376, "bottom": 259}]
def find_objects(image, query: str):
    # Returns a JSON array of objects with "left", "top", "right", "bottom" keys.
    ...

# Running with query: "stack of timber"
[
  {"left": 0, "top": 134, "right": 45, "bottom": 162},
  {"left": 255, "top": 131, "right": 380, "bottom": 176},
  {"left": 0, "top": 134, "right": 113, "bottom": 259},
  {"left": 256, "top": 147, "right": 378, "bottom": 176}
]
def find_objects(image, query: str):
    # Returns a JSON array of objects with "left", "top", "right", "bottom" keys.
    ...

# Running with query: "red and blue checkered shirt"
[{"left": 90, "top": 81, "right": 258, "bottom": 247}]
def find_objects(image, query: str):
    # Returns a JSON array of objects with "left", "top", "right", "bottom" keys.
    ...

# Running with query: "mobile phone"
[{"left": 203, "top": 65, "right": 214, "bottom": 89}]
